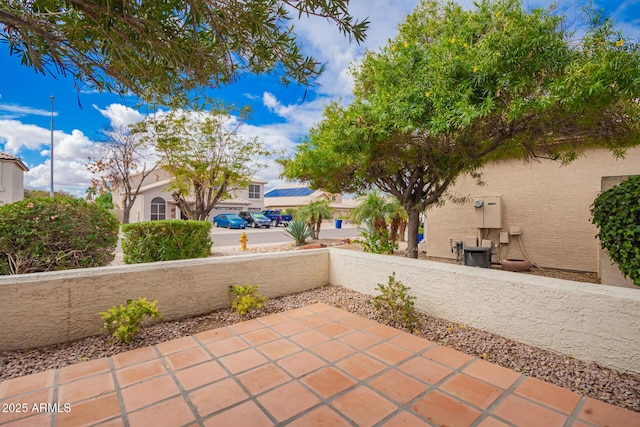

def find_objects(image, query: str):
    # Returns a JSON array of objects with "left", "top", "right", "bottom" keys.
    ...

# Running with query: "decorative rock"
[{"left": 298, "top": 243, "right": 327, "bottom": 250}]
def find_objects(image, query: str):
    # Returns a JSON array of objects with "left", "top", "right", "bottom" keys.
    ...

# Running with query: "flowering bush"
[{"left": 0, "top": 197, "right": 119, "bottom": 274}]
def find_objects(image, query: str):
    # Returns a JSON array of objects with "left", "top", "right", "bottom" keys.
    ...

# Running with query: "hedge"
[{"left": 122, "top": 220, "right": 212, "bottom": 264}]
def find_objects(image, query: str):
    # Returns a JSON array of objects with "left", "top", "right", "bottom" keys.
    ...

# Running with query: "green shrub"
[
  {"left": 95, "top": 191, "right": 114, "bottom": 209},
  {"left": 591, "top": 175, "right": 640, "bottom": 286},
  {"left": 229, "top": 285, "right": 267, "bottom": 320},
  {"left": 0, "top": 196, "right": 119, "bottom": 275},
  {"left": 370, "top": 273, "right": 417, "bottom": 331},
  {"left": 282, "top": 220, "right": 313, "bottom": 246},
  {"left": 359, "top": 228, "right": 398, "bottom": 255},
  {"left": 100, "top": 297, "right": 163, "bottom": 343},
  {"left": 122, "top": 220, "right": 212, "bottom": 264}
]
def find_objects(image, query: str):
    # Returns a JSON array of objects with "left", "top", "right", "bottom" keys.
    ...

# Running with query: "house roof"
[{"left": 0, "top": 152, "right": 29, "bottom": 171}]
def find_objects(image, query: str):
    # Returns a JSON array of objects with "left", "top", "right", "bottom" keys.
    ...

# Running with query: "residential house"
[
  {"left": 112, "top": 168, "right": 268, "bottom": 223},
  {"left": 0, "top": 152, "right": 28, "bottom": 206},
  {"left": 264, "top": 184, "right": 359, "bottom": 219},
  {"left": 424, "top": 146, "right": 640, "bottom": 287}
]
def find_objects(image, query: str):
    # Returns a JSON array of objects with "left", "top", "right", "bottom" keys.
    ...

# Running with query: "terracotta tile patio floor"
[{"left": 1, "top": 303, "right": 639, "bottom": 427}]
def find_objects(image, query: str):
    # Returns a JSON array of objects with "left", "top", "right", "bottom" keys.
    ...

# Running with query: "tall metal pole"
[{"left": 50, "top": 95, "right": 54, "bottom": 197}]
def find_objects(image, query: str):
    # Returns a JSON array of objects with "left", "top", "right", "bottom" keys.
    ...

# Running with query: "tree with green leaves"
[
  {"left": 1, "top": 0, "right": 368, "bottom": 107},
  {"left": 297, "top": 199, "right": 333, "bottom": 239},
  {"left": 281, "top": 0, "right": 640, "bottom": 258},
  {"left": 87, "top": 125, "right": 158, "bottom": 224},
  {"left": 136, "top": 105, "right": 271, "bottom": 221}
]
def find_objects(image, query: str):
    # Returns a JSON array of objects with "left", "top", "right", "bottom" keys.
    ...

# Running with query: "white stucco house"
[
  {"left": 0, "top": 152, "right": 29, "bottom": 206},
  {"left": 113, "top": 168, "right": 268, "bottom": 223}
]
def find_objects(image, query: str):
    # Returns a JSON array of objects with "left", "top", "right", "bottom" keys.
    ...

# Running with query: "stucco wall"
[
  {"left": 3, "top": 248, "right": 639, "bottom": 374},
  {"left": 328, "top": 248, "right": 640, "bottom": 374},
  {"left": 0, "top": 250, "right": 329, "bottom": 351},
  {"left": 425, "top": 147, "right": 640, "bottom": 272},
  {"left": 0, "top": 161, "right": 24, "bottom": 205}
]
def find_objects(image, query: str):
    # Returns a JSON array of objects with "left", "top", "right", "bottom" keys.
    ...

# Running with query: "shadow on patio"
[{"left": 1, "top": 303, "right": 637, "bottom": 427}]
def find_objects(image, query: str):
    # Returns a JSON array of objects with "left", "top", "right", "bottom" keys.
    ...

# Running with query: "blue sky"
[{"left": 0, "top": 0, "right": 638, "bottom": 196}]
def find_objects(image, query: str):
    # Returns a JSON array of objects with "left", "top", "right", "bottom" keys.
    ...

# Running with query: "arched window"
[{"left": 150, "top": 197, "right": 166, "bottom": 221}]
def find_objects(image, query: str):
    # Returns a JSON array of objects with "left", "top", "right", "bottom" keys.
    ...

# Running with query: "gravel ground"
[{"left": 1, "top": 284, "right": 638, "bottom": 413}]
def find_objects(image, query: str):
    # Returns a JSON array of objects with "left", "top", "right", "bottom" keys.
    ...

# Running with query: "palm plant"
[
  {"left": 350, "top": 191, "right": 393, "bottom": 235},
  {"left": 297, "top": 199, "right": 333, "bottom": 239},
  {"left": 387, "top": 199, "right": 408, "bottom": 242},
  {"left": 282, "top": 220, "right": 314, "bottom": 246}
]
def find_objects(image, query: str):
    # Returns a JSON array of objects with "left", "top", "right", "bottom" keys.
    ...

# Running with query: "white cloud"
[
  {"left": 93, "top": 103, "right": 145, "bottom": 128},
  {"left": 0, "top": 120, "right": 66, "bottom": 154},
  {"left": 0, "top": 103, "right": 58, "bottom": 118},
  {"left": 23, "top": 131, "right": 99, "bottom": 196},
  {"left": 290, "top": 0, "right": 422, "bottom": 98}
]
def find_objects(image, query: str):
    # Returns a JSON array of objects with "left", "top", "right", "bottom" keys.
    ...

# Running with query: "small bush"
[
  {"left": 370, "top": 273, "right": 417, "bottom": 331},
  {"left": 229, "top": 285, "right": 267, "bottom": 321},
  {"left": 94, "top": 191, "right": 114, "bottom": 210},
  {"left": 591, "top": 175, "right": 640, "bottom": 286},
  {"left": 0, "top": 197, "right": 119, "bottom": 275},
  {"left": 282, "top": 220, "right": 313, "bottom": 246},
  {"left": 122, "top": 220, "right": 212, "bottom": 264},
  {"left": 359, "top": 229, "right": 398, "bottom": 255},
  {"left": 100, "top": 297, "right": 163, "bottom": 343}
]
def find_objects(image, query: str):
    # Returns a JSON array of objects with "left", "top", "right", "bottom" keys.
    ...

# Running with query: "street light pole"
[{"left": 50, "top": 95, "right": 54, "bottom": 197}]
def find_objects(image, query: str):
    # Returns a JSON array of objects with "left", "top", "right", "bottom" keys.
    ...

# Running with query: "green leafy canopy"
[
  {"left": 1, "top": 0, "right": 369, "bottom": 107},
  {"left": 281, "top": 0, "right": 640, "bottom": 258}
]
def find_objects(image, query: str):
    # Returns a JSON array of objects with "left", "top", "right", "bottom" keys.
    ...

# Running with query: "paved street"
[{"left": 211, "top": 223, "right": 360, "bottom": 247}]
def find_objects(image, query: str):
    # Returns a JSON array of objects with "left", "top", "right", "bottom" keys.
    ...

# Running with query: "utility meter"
[{"left": 473, "top": 199, "right": 484, "bottom": 208}]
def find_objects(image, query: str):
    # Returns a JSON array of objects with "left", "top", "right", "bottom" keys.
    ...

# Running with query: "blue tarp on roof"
[{"left": 264, "top": 187, "right": 314, "bottom": 197}]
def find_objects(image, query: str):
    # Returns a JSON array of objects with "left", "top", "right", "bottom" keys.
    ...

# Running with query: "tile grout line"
[
  {"left": 372, "top": 351, "right": 481, "bottom": 426},
  {"left": 192, "top": 331, "right": 280, "bottom": 426},
  {"left": 151, "top": 343, "right": 205, "bottom": 427},
  {"left": 108, "top": 355, "right": 131, "bottom": 427},
  {"left": 564, "top": 395, "right": 590, "bottom": 427},
  {"left": 51, "top": 368, "right": 60, "bottom": 426},
  {"left": 286, "top": 312, "right": 425, "bottom": 426}
]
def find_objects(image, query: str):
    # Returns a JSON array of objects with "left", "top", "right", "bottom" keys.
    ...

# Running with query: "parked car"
[
  {"left": 213, "top": 214, "right": 248, "bottom": 229},
  {"left": 262, "top": 209, "right": 293, "bottom": 227},
  {"left": 238, "top": 211, "right": 271, "bottom": 228}
]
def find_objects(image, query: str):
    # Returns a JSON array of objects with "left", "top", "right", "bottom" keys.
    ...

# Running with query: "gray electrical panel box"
[{"left": 473, "top": 196, "right": 502, "bottom": 228}]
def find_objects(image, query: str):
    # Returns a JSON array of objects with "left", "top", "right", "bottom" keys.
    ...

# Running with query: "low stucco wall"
[
  {"left": 329, "top": 248, "right": 640, "bottom": 374},
  {"left": 0, "top": 250, "right": 329, "bottom": 351},
  {"left": 3, "top": 248, "right": 639, "bottom": 374}
]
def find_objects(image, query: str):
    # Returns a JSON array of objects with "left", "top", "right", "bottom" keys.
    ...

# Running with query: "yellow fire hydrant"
[{"left": 239, "top": 232, "right": 248, "bottom": 251}]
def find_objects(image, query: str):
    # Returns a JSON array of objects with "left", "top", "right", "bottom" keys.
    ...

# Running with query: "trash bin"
[
  {"left": 463, "top": 247, "right": 491, "bottom": 268},
  {"left": 334, "top": 219, "right": 343, "bottom": 229}
]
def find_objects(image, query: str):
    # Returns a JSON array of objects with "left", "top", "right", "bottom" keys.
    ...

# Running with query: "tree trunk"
[
  {"left": 390, "top": 215, "right": 401, "bottom": 242},
  {"left": 122, "top": 207, "right": 131, "bottom": 224},
  {"left": 308, "top": 218, "right": 317, "bottom": 239},
  {"left": 399, "top": 219, "right": 407, "bottom": 241},
  {"left": 405, "top": 207, "right": 420, "bottom": 259},
  {"left": 315, "top": 214, "right": 323, "bottom": 239}
]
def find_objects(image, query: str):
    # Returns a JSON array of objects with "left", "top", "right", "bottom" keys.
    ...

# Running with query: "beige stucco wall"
[
  {"left": 3, "top": 248, "right": 639, "bottom": 373},
  {"left": 425, "top": 147, "right": 640, "bottom": 272},
  {"left": 0, "top": 161, "right": 24, "bottom": 205},
  {"left": 328, "top": 248, "right": 640, "bottom": 374},
  {"left": 599, "top": 176, "right": 636, "bottom": 288},
  {"left": 0, "top": 250, "right": 329, "bottom": 351}
]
